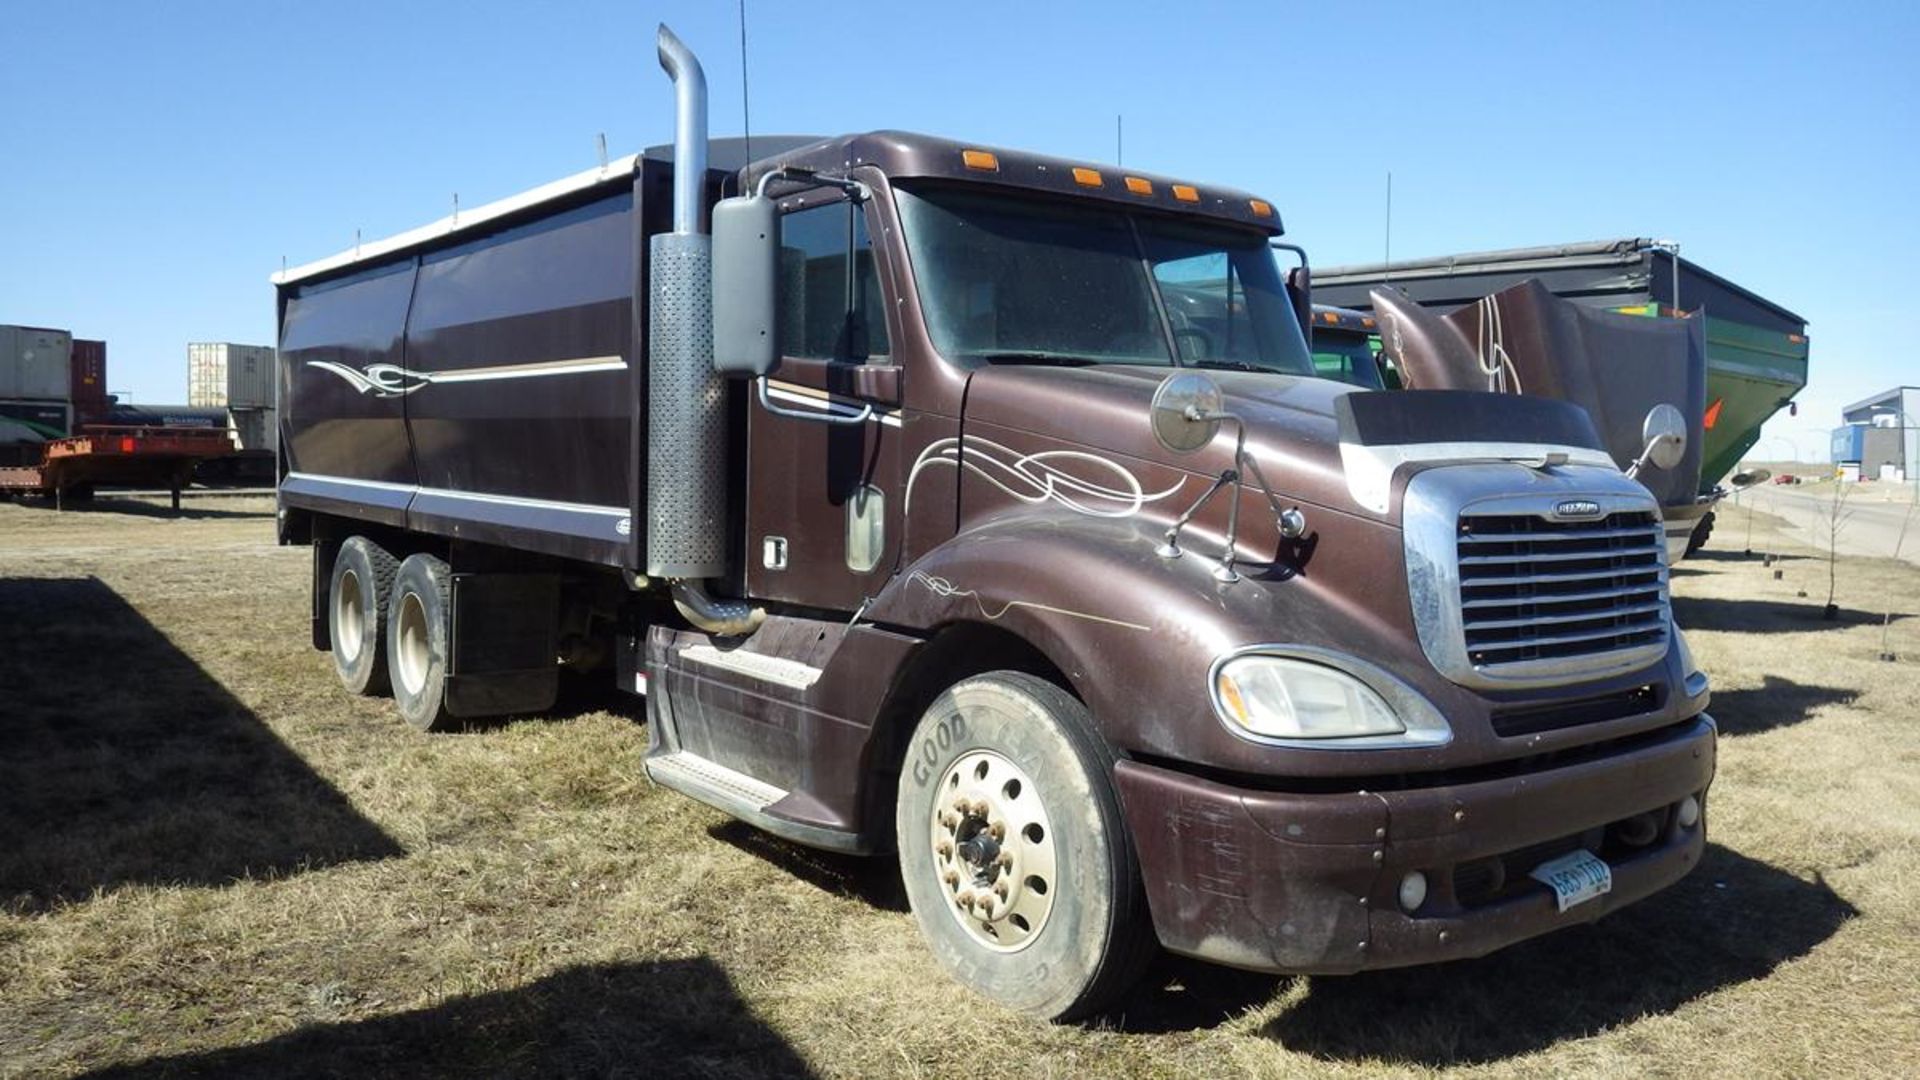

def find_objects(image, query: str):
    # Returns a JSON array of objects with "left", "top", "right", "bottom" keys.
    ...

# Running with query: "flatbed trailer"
[{"left": 0, "top": 425, "right": 235, "bottom": 509}]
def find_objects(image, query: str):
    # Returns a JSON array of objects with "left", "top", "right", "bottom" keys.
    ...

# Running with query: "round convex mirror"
[
  {"left": 1149, "top": 372, "right": 1224, "bottom": 453},
  {"left": 1641, "top": 403, "right": 1687, "bottom": 471}
]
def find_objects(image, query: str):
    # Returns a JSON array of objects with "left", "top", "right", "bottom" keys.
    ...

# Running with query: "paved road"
[{"left": 1736, "top": 482, "right": 1920, "bottom": 566}]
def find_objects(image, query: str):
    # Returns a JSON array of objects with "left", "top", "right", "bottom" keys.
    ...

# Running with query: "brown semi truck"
[{"left": 274, "top": 26, "right": 1715, "bottom": 1019}]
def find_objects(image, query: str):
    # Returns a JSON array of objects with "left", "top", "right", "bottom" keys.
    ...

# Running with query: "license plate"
[{"left": 1528, "top": 849, "right": 1612, "bottom": 912}]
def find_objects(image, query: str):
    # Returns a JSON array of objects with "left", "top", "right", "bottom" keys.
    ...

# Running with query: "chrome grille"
[
  {"left": 1402, "top": 464, "right": 1673, "bottom": 690},
  {"left": 1457, "top": 510, "right": 1668, "bottom": 669}
]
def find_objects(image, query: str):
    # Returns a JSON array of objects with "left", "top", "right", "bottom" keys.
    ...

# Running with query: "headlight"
[{"left": 1213, "top": 655, "right": 1405, "bottom": 740}]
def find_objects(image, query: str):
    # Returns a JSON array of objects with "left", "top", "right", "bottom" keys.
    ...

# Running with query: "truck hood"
[
  {"left": 961, "top": 364, "right": 1366, "bottom": 518},
  {"left": 961, "top": 362, "right": 1619, "bottom": 527}
]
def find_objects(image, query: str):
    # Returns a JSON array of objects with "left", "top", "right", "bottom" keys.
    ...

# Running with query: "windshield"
[
  {"left": 894, "top": 185, "right": 1315, "bottom": 375},
  {"left": 1310, "top": 330, "right": 1385, "bottom": 389}
]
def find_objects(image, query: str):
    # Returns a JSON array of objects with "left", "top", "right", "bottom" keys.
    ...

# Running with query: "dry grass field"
[{"left": 2, "top": 492, "right": 1917, "bottom": 1078}]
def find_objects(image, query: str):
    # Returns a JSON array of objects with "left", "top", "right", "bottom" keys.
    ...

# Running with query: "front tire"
[
  {"left": 895, "top": 672, "right": 1154, "bottom": 1021},
  {"left": 387, "top": 553, "right": 457, "bottom": 732},
  {"left": 328, "top": 536, "right": 398, "bottom": 695}
]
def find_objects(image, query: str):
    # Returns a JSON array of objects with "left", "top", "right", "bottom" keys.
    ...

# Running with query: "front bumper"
[{"left": 1114, "top": 715, "right": 1715, "bottom": 974}]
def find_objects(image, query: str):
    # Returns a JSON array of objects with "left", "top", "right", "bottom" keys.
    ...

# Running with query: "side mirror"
[
  {"left": 1287, "top": 264, "right": 1312, "bottom": 341},
  {"left": 1731, "top": 468, "right": 1771, "bottom": 489},
  {"left": 711, "top": 194, "right": 780, "bottom": 378},
  {"left": 1626, "top": 402, "right": 1687, "bottom": 479}
]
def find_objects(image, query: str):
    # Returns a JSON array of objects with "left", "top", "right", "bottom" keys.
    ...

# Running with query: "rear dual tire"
[
  {"left": 388, "top": 553, "right": 456, "bottom": 732},
  {"left": 328, "top": 536, "right": 398, "bottom": 695},
  {"left": 327, "top": 539, "right": 456, "bottom": 732}
]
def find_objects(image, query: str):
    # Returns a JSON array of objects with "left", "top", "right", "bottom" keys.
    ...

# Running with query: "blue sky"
[{"left": 3, "top": 1, "right": 1914, "bottom": 459}]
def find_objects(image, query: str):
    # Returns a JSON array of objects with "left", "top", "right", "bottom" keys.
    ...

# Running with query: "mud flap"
[
  {"left": 310, "top": 537, "right": 339, "bottom": 651},
  {"left": 445, "top": 572, "right": 559, "bottom": 718}
]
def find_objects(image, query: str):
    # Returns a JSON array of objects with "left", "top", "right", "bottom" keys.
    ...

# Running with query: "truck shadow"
[
  {"left": 0, "top": 576, "right": 403, "bottom": 914},
  {"left": 1708, "top": 676, "right": 1857, "bottom": 737},
  {"left": 1670, "top": 594, "right": 1895, "bottom": 632},
  {"left": 707, "top": 820, "right": 909, "bottom": 912},
  {"left": 78, "top": 957, "right": 813, "bottom": 1079},
  {"left": 1243, "top": 843, "right": 1851, "bottom": 1063}
]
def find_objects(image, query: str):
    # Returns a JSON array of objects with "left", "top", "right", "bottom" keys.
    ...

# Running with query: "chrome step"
[
  {"left": 646, "top": 750, "right": 787, "bottom": 812},
  {"left": 678, "top": 643, "right": 823, "bottom": 690}
]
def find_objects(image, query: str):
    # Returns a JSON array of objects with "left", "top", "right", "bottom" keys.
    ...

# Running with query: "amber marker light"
[
  {"left": 1249, "top": 199, "right": 1273, "bottom": 217},
  {"left": 1072, "top": 167, "right": 1103, "bottom": 187},
  {"left": 962, "top": 149, "right": 999, "bottom": 172},
  {"left": 1172, "top": 184, "right": 1200, "bottom": 203},
  {"left": 1125, "top": 176, "right": 1153, "bottom": 195}
]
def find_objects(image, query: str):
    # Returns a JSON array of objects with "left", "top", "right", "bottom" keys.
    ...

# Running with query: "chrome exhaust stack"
[{"left": 646, "top": 24, "right": 763, "bottom": 637}]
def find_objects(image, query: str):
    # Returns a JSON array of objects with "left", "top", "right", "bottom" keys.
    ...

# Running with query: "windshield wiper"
[
  {"left": 1189, "top": 359, "right": 1271, "bottom": 373},
  {"left": 972, "top": 351, "right": 1101, "bottom": 367}
]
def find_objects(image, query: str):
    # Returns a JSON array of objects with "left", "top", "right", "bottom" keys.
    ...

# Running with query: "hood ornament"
[{"left": 1148, "top": 372, "right": 1301, "bottom": 583}]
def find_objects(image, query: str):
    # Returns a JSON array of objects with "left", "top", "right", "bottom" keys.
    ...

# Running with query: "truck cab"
[{"left": 276, "top": 26, "right": 1715, "bottom": 1021}]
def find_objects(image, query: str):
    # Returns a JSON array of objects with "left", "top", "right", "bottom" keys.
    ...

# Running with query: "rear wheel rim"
[
  {"left": 395, "top": 591, "right": 431, "bottom": 696},
  {"left": 929, "top": 748, "right": 1058, "bottom": 952},
  {"left": 335, "top": 569, "right": 364, "bottom": 661}
]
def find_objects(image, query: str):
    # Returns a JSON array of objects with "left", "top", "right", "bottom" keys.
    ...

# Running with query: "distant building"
[{"left": 1833, "top": 386, "right": 1918, "bottom": 481}]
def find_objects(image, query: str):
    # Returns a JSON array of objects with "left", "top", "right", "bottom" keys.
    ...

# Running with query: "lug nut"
[
  {"left": 994, "top": 881, "right": 1009, "bottom": 898},
  {"left": 943, "top": 869, "right": 960, "bottom": 887},
  {"left": 989, "top": 822, "right": 1006, "bottom": 841},
  {"left": 952, "top": 797, "right": 970, "bottom": 813},
  {"left": 995, "top": 851, "right": 1013, "bottom": 869},
  {"left": 936, "top": 839, "right": 954, "bottom": 857}
]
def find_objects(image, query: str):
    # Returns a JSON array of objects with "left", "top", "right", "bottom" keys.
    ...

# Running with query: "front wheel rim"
[{"left": 928, "top": 748, "right": 1057, "bottom": 952}]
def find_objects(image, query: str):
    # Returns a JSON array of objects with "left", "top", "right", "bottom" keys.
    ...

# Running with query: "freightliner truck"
[{"left": 275, "top": 26, "right": 1716, "bottom": 1019}]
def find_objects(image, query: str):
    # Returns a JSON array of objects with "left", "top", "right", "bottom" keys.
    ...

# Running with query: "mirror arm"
[
  {"left": 1156, "top": 410, "right": 1295, "bottom": 582},
  {"left": 757, "top": 166, "right": 870, "bottom": 203},
  {"left": 756, "top": 376, "right": 873, "bottom": 425}
]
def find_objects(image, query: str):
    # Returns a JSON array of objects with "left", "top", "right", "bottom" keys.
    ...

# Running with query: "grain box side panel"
[
  {"left": 278, "top": 260, "right": 420, "bottom": 510},
  {"left": 401, "top": 189, "right": 635, "bottom": 562}
]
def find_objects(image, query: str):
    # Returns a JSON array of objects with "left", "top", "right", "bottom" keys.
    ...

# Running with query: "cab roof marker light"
[
  {"left": 1072, "top": 167, "right": 1103, "bottom": 187},
  {"left": 1249, "top": 199, "right": 1273, "bottom": 218},
  {"left": 1172, "top": 184, "right": 1200, "bottom": 203},
  {"left": 962, "top": 149, "right": 999, "bottom": 172},
  {"left": 1125, "top": 176, "right": 1153, "bottom": 195}
]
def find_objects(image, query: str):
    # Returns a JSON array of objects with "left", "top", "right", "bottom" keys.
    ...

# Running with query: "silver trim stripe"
[
  {"left": 282, "top": 472, "right": 631, "bottom": 540},
  {"left": 306, "top": 355, "right": 627, "bottom": 398},
  {"left": 763, "top": 379, "right": 903, "bottom": 428}
]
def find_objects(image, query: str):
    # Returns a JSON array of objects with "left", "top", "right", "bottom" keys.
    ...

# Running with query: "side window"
[{"left": 778, "top": 201, "right": 890, "bottom": 362}]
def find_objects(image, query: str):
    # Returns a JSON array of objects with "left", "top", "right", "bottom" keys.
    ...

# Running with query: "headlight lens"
[{"left": 1214, "top": 655, "right": 1405, "bottom": 739}]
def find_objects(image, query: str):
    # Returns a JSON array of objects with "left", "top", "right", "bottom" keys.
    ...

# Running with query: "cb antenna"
[
  {"left": 739, "top": 0, "right": 753, "bottom": 170},
  {"left": 1382, "top": 170, "right": 1393, "bottom": 283},
  {"left": 1116, "top": 114, "right": 1123, "bottom": 166}
]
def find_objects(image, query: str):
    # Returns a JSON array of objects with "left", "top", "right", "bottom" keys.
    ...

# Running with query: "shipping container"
[
  {"left": 70, "top": 338, "right": 109, "bottom": 423},
  {"left": 1, "top": 325, "right": 74, "bottom": 402},
  {"left": 188, "top": 342, "right": 277, "bottom": 408}
]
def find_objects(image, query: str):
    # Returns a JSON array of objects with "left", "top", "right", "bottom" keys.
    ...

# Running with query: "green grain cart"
[{"left": 1312, "top": 239, "right": 1809, "bottom": 554}]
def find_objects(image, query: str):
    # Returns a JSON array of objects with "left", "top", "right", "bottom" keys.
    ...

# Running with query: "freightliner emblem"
[{"left": 1552, "top": 499, "right": 1604, "bottom": 519}]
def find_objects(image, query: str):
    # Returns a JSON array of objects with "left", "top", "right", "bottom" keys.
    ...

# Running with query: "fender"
[{"left": 864, "top": 510, "right": 1428, "bottom": 774}]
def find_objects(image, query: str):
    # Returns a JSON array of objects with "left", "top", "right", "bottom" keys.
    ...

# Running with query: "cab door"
[{"left": 743, "top": 193, "right": 903, "bottom": 612}]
